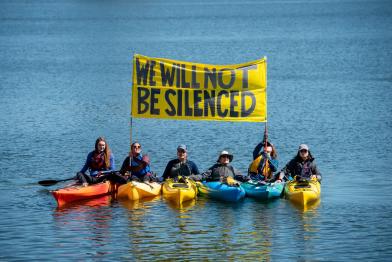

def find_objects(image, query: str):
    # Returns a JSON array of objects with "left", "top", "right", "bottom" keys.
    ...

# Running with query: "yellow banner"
[{"left": 131, "top": 54, "right": 267, "bottom": 122}]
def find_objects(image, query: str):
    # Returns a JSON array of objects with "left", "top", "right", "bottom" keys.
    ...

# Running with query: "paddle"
[
  {"left": 38, "top": 177, "right": 75, "bottom": 186},
  {"left": 38, "top": 170, "right": 119, "bottom": 187}
]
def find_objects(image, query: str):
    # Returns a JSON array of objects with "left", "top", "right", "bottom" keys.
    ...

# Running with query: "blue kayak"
[
  {"left": 197, "top": 181, "right": 245, "bottom": 202},
  {"left": 241, "top": 181, "right": 284, "bottom": 201}
]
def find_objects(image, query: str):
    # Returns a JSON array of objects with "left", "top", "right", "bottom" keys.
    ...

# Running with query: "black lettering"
[
  {"left": 181, "top": 64, "right": 190, "bottom": 88},
  {"left": 137, "top": 87, "right": 150, "bottom": 114},
  {"left": 165, "top": 89, "right": 176, "bottom": 116},
  {"left": 239, "top": 65, "right": 257, "bottom": 89},
  {"left": 177, "top": 89, "right": 183, "bottom": 116},
  {"left": 174, "top": 63, "right": 181, "bottom": 87},
  {"left": 217, "top": 90, "right": 229, "bottom": 117},
  {"left": 136, "top": 58, "right": 149, "bottom": 85},
  {"left": 218, "top": 68, "right": 235, "bottom": 89},
  {"left": 150, "top": 88, "right": 160, "bottom": 115},
  {"left": 191, "top": 65, "right": 200, "bottom": 88},
  {"left": 160, "top": 62, "right": 176, "bottom": 87},
  {"left": 193, "top": 90, "right": 203, "bottom": 117},
  {"left": 184, "top": 90, "right": 192, "bottom": 116},
  {"left": 230, "top": 91, "right": 239, "bottom": 117},
  {"left": 149, "top": 60, "right": 156, "bottom": 86},
  {"left": 204, "top": 90, "right": 216, "bottom": 117},
  {"left": 204, "top": 68, "right": 217, "bottom": 89},
  {"left": 241, "top": 91, "right": 256, "bottom": 117}
]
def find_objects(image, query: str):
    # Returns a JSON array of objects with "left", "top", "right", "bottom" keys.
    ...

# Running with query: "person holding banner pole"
[
  {"left": 161, "top": 145, "right": 200, "bottom": 182},
  {"left": 120, "top": 142, "right": 155, "bottom": 182}
]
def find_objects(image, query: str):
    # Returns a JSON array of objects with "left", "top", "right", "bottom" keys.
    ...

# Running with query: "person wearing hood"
[
  {"left": 276, "top": 144, "right": 322, "bottom": 182},
  {"left": 194, "top": 150, "right": 249, "bottom": 185},
  {"left": 161, "top": 144, "right": 200, "bottom": 181},
  {"left": 76, "top": 136, "right": 115, "bottom": 186},
  {"left": 120, "top": 142, "right": 155, "bottom": 182}
]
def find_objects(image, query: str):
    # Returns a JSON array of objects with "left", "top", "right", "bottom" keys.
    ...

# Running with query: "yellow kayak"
[
  {"left": 116, "top": 181, "right": 162, "bottom": 201},
  {"left": 284, "top": 178, "right": 321, "bottom": 206},
  {"left": 162, "top": 178, "right": 197, "bottom": 205}
]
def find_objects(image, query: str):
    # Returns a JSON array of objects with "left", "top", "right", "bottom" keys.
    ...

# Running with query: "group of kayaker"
[{"left": 75, "top": 136, "right": 322, "bottom": 186}]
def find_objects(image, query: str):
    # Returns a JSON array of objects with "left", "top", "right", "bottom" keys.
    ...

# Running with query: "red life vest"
[{"left": 89, "top": 151, "right": 106, "bottom": 170}]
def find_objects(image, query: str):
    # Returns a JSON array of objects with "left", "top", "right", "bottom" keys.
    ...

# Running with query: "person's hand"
[
  {"left": 97, "top": 171, "right": 102, "bottom": 177},
  {"left": 275, "top": 179, "right": 282, "bottom": 183}
]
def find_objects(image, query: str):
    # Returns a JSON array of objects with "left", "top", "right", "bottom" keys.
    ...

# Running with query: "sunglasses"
[
  {"left": 221, "top": 155, "right": 230, "bottom": 158},
  {"left": 300, "top": 149, "right": 308, "bottom": 153},
  {"left": 177, "top": 149, "right": 186, "bottom": 153},
  {"left": 132, "top": 145, "right": 141, "bottom": 149}
]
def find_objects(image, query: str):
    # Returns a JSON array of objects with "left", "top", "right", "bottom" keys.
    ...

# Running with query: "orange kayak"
[{"left": 51, "top": 181, "right": 112, "bottom": 207}]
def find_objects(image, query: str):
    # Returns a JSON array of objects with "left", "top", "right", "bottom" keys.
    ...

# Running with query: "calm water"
[{"left": 1, "top": 0, "right": 392, "bottom": 260}]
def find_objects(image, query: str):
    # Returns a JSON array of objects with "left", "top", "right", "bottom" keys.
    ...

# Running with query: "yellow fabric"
[
  {"left": 131, "top": 54, "right": 267, "bottom": 122},
  {"left": 249, "top": 155, "right": 272, "bottom": 178}
]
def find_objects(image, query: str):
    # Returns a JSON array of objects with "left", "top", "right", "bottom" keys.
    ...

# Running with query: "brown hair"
[{"left": 95, "top": 137, "right": 111, "bottom": 168}]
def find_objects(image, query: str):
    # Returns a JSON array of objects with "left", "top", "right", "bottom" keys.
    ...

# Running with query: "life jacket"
[
  {"left": 89, "top": 152, "right": 106, "bottom": 170},
  {"left": 208, "top": 164, "right": 236, "bottom": 181},
  {"left": 170, "top": 161, "right": 191, "bottom": 177},
  {"left": 248, "top": 154, "right": 272, "bottom": 179},
  {"left": 130, "top": 155, "right": 149, "bottom": 178}
]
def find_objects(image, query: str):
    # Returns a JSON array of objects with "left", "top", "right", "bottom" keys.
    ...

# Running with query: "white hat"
[
  {"left": 298, "top": 144, "right": 309, "bottom": 151},
  {"left": 217, "top": 150, "right": 233, "bottom": 162}
]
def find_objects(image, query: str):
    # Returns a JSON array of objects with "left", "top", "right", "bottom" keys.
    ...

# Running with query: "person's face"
[
  {"left": 299, "top": 149, "right": 309, "bottom": 160},
  {"left": 177, "top": 149, "right": 187, "bottom": 161},
  {"left": 131, "top": 143, "right": 141, "bottom": 155},
  {"left": 219, "top": 155, "right": 230, "bottom": 164},
  {"left": 97, "top": 141, "right": 106, "bottom": 152},
  {"left": 264, "top": 146, "right": 273, "bottom": 155}
]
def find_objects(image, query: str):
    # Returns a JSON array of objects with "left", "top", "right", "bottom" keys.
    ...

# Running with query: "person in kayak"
[
  {"left": 192, "top": 150, "right": 249, "bottom": 185},
  {"left": 120, "top": 142, "right": 156, "bottom": 182},
  {"left": 76, "top": 137, "right": 116, "bottom": 186},
  {"left": 276, "top": 144, "right": 322, "bottom": 182},
  {"left": 248, "top": 141, "right": 279, "bottom": 181},
  {"left": 161, "top": 144, "right": 199, "bottom": 182}
]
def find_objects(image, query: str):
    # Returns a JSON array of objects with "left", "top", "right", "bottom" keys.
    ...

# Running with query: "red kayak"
[{"left": 51, "top": 181, "right": 112, "bottom": 207}]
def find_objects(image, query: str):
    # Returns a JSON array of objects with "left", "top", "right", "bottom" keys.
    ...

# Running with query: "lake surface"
[{"left": 1, "top": 0, "right": 391, "bottom": 260}]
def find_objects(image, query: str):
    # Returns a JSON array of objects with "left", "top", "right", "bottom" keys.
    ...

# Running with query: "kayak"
[
  {"left": 162, "top": 178, "right": 197, "bottom": 205},
  {"left": 51, "top": 181, "right": 112, "bottom": 207},
  {"left": 284, "top": 178, "right": 321, "bottom": 206},
  {"left": 242, "top": 180, "right": 284, "bottom": 201},
  {"left": 197, "top": 181, "right": 245, "bottom": 202},
  {"left": 116, "top": 181, "right": 162, "bottom": 200}
]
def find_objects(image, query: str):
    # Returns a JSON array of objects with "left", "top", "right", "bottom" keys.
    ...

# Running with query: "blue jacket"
[
  {"left": 120, "top": 154, "right": 151, "bottom": 178},
  {"left": 252, "top": 142, "right": 278, "bottom": 172},
  {"left": 80, "top": 151, "right": 115, "bottom": 176}
]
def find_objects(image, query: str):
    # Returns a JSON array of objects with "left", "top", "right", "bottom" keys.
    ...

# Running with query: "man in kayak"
[
  {"left": 161, "top": 144, "right": 199, "bottom": 181},
  {"left": 248, "top": 141, "right": 279, "bottom": 181},
  {"left": 192, "top": 150, "right": 249, "bottom": 185},
  {"left": 276, "top": 144, "right": 322, "bottom": 182},
  {"left": 76, "top": 137, "right": 116, "bottom": 186},
  {"left": 120, "top": 142, "right": 156, "bottom": 182}
]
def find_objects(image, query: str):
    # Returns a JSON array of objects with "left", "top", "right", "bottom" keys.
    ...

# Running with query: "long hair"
[
  {"left": 95, "top": 137, "right": 111, "bottom": 168},
  {"left": 264, "top": 141, "right": 278, "bottom": 159}
]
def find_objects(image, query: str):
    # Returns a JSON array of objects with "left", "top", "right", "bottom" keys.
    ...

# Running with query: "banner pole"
[{"left": 130, "top": 54, "right": 136, "bottom": 152}]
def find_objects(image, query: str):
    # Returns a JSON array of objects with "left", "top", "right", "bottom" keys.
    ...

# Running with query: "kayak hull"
[
  {"left": 198, "top": 181, "right": 245, "bottom": 202},
  {"left": 284, "top": 179, "right": 321, "bottom": 206},
  {"left": 51, "top": 181, "right": 112, "bottom": 207},
  {"left": 117, "top": 181, "right": 162, "bottom": 200},
  {"left": 162, "top": 179, "right": 197, "bottom": 205},
  {"left": 242, "top": 181, "right": 284, "bottom": 201}
]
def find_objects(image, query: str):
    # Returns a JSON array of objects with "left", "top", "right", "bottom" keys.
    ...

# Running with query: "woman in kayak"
[
  {"left": 248, "top": 141, "right": 279, "bottom": 181},
  {"left": 276, "top": 144, "right": 322, "bottom": 182},
  {"left": 192, "top": 150, "right": 249, "bottom": 185},
  {"left": 161, "top": 144, "right": 199, "bottom": 182},
  {"left": 76, "top": 137, "right": 116, "bottom": 186},
  {"left": 120, "top": 142, "right": 156, "bottom": 182}
]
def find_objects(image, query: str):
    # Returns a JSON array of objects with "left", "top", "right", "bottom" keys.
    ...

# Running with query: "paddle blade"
[{"left": 38, "top": 180, "right": 59, "bottom": 186}]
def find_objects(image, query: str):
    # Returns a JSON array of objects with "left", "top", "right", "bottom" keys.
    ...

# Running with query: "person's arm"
[
  {"left": 80, "top": 152, "right": 92, "bottom": 173},
  {"left": 311, "top": 161, "right": 322, "bottom": 181},
  {"left": 120, "top": 157, "right": 129, "bottom": 175},
  {"left": 161, "top": 160, "right": 173, "bottom": 180},
  {"left": 109, "top": 153, "right": 115, "bottom": 170},
  {"left": 277, "top": 159, "right": 293, "bottom": 181},
  {"left": 253, "top": 142, "right": 263, "bottom": 160},
  {"left": 190, "top": 161, "right": 200, "bottom": 175}
]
